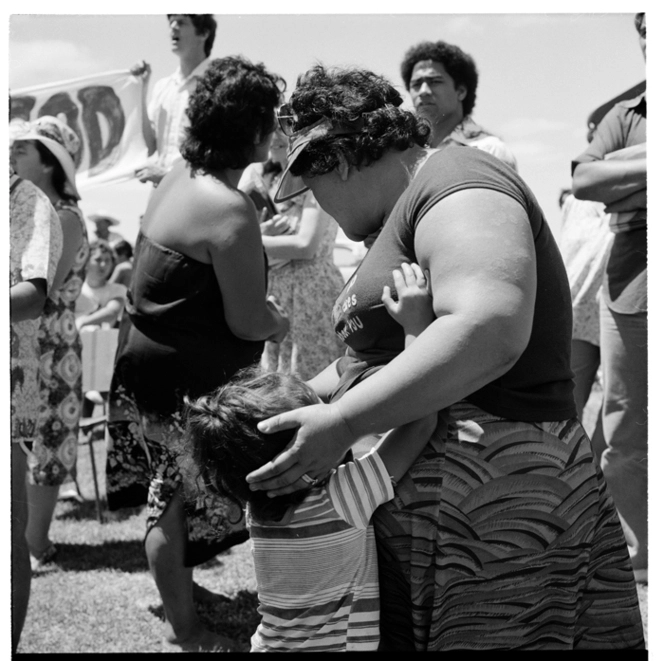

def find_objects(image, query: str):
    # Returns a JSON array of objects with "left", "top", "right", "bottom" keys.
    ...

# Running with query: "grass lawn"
[
  {"left": 19, "top": 434, "right": 261, "bottom": 654},
  {"left": 18, "top": 390, "right": 647, "bottom": 652}
]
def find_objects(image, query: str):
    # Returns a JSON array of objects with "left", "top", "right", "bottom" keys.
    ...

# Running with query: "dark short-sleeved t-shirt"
[
  {"left": 331, "top": 147, "right": 576, "bottom": 422},
  {"left": 572, "top": 93, "right": 646, "bottom": 314}
]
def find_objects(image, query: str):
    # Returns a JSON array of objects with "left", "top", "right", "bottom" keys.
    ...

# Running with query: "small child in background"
[{"left": 184, "top": 263, "right": 436, "bottom": 652}]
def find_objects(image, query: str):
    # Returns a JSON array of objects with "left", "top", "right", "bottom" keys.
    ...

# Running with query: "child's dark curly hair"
[
  {"left": 183, "top": 367, "right": 319, "bottom": 522},
  {"left": 287, "top": 65, "right": 430, "bottom": 179},
  {"left": 180, "top": 56, "right": 285, "bottom": 174},
  {"left": 400, "top": 40, "right": 478, "bottom": 117}
]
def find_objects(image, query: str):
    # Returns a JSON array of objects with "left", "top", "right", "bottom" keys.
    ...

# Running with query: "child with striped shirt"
[{"left": 184, "top": 263, "right": 436, "bottom": 651}]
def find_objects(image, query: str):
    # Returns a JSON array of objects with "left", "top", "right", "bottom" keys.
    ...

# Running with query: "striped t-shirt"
[{"left": 248, "top": 448, "right": 394, "bottom": 652}]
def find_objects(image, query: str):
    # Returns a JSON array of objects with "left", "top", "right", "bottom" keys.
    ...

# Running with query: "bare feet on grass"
[
  {"left": 166, "top": 622, "right": 237, "bottom": 652},
  {"left": 192, "top": 581, "right": 231, "bottom": 604}
]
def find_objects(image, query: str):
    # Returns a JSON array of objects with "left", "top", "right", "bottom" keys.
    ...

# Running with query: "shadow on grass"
[
  {"left": 55, "top": 497, "right": 111, "bottom": 523},
  {"left": 147, "top": 590, "right": 261, "bottom": 652},
  {"left": 41, "top": 536, "right": 249, "bottom": 576},
  {"left": 46, "top": 540, "right": 149, "bottom": 573}
]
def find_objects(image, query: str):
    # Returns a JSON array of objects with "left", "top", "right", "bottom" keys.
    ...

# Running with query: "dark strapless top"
[
  {"left": 114, "top": 231, "right": 264, "bottom": 415},
  {"left": 127, "top": 231, "right": 227, "bottom": 334}
]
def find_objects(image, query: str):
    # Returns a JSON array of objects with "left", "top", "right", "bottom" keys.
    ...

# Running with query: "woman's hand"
[
  {"left": 260, "top": 214, "right": 292, "bottom": 236},
  {"left": 246, "top": 402, "right": 356, "bottom": 497},
  {"left": 261, "top": 192, "right": 328, "bottom": 262},
  {"left": 75, "top": 297, "right": 124, "bottom": 331}
]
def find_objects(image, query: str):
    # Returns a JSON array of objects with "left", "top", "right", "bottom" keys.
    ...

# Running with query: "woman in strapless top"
[{"left": 106, "top": 56, "right": 289, "bottom": 651}]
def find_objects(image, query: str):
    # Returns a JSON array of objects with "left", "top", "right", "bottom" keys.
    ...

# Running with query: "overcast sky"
[{"left": 7, "top": 8, "right": 650, "bottom": 243}]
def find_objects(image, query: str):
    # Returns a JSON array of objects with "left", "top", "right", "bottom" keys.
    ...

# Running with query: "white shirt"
[
  {"left": 468, "top": 134, "right": 519, "bottom": 171},
  {"left": 75, "top": 281, "right": 127, "bottom": 325},
  {"left": 147, "top": 57, "right": 211, "bottom": 171},
  {"left": 439, "top": 116, "right": 518, "bottom": 171},
  {"left": 559, "top": 195, "right": 613, "bottom": 345}
]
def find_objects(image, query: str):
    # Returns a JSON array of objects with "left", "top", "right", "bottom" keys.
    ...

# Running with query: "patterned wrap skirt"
[
  {"left": 374, "top": 401, "right": 645, "bottom": 651},
  {"left": 27, "top": 305, "right": 83, "bottom": 485},
  {"left": 106, "top": 378, "right": 248, "bottom": 566}
]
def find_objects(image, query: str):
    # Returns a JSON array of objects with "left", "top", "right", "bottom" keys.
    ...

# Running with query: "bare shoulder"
[
  {"left": 180, "top": 169, "right": 245, "bottom": 210},
  {"left": 143, "top": 164, "right": 262, "bottom": 263},
  {"left": 194, "top": 176, "right": 258, "bottom": 234},
  {"left": 183, "top": 176, "right": 261, "bottom": 259}
]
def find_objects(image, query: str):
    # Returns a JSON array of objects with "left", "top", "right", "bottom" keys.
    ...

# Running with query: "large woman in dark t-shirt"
[
  {"left": 106, "top": 57, "right": 289, "bottom": 651},
  {"left": 246, "top": 66, "right": 644, "bottom": 650}
]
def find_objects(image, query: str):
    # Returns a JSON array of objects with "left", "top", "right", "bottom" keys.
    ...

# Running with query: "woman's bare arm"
[
  {"left": 306, "top": 358, "right": 343, "bottom": 402},
  {"left": 374, "top": 414, "right": 437, "bottom": 483},
  {"left": 205, "top": 191, "right": 289, "bottom": 343},
  {"left": 76, "top": 296, "right": 124, "bottom": 330},
  {"left": 11, "top": 279, "right": 47, "bottom": 322},
  {"left": 261, "top": 193, "right": 329, "bottom": 262},
  {"left": 247, "top": 188, "right": 537, "bottom": 495}
]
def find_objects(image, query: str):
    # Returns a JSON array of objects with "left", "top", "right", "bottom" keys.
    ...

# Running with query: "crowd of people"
[{"left": 10, "top": 12, "right": 647, "bottom": 653}]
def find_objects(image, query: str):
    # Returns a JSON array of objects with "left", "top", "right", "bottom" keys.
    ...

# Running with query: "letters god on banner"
[{"left": 10, "top": 70, "right": 147, "bottom": 192}]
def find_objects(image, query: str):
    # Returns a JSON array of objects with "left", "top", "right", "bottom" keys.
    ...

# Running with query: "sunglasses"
[
  {"left": 277, "top": 103, "right": 370, "bottom": 138},
  {"left": 277, "top": 103, "right": 298, "bottom": 136}
]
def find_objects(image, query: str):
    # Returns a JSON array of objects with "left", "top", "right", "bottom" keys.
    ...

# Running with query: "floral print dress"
[
  {"left": 10, "top": 173, "right": 63, "bottom": 448},
  {"left": 27, "top": 200, "right": 90, "bottom": 485},
  {"left": 262, "top": 191, "right": 346, "bottom": 381}
]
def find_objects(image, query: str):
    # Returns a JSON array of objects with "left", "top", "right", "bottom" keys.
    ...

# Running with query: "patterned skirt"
[
  {"left": 27, "top": 306, "right": 82, "bottom": 485},
  {"left": 263, "top": 256, "right": 345, "bottom": 381},
  {"left": 374, "top": 401, "right": 645, "bottom": 650},
  {"left": 106, "top": 378, "right": 248, "bottom": 566}
]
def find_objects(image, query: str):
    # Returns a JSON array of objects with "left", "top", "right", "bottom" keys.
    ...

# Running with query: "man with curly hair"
[
  {"left": 130, "top": 14, "right": 217, "bottom": 186},
  {"left": 401, "top": 40, "right": 517, "bottom": 169}
]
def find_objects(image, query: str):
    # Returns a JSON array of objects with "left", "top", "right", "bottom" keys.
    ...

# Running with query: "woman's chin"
[{"left": 343, "top": 230, "right": 365, "bottom": 243}]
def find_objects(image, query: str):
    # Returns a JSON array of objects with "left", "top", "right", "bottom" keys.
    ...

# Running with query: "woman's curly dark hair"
[
  {"left": 180, "top": 56, "right": 285, "bottom": 174},
  {"left": 288, "top": 65, "right": 430, "bottom": 179},
  {"left": 400, "top": 41, "right": 478, "bottom": 117},
  {"left": 182, "top": 367, "right": 319, "bottom": 522}
]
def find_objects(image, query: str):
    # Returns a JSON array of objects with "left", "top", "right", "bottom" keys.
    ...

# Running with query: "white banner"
[{"left": 10, "top": 70, "right": 148, "bottom": 191}]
